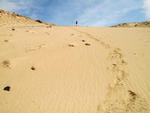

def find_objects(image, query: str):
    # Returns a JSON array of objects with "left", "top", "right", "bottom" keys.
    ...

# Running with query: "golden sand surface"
[{"left": 0, "top": 10, "right": 150, "bottom": 113}]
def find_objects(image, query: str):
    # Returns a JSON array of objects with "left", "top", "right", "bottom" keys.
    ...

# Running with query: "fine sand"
[{"left": 0, "top": 11, "right": 150, "bottom": 113}]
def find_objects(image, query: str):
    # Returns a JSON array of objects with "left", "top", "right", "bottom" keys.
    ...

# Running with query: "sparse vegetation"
[
  {"left": 122, "top": 23, "right": 127, "bottom": 25},
  {"left": 0, "top": 10, "right": 5, "bottom": 13},
  {"left": 0, "top": 9, "right": 55, "bottom": 27},
  {"left": 112, "top": 21, "right": 150, "bottom": 27},
  {"left": 35, "top": 20, "right": 43, "bottom": 23},
  {"left": 143, "top": 21, "right": 150, "bottom": 25},
  {"left": 143, "top": 21, "right": 150, "bottom": 23}
]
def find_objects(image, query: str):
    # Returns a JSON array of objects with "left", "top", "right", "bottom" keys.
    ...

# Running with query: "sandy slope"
[
  {"left": 0, "top": 9, "right": 54, "bottom": 26},
  {"left": 112, "top": 21, "right": 150, "bottom": 27},
  {"left": 0, "top": 20, "right": 150, "bottom": 112}
]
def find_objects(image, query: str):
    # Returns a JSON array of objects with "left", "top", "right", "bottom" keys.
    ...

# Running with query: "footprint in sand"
[
  {"left": 46, "top": 25, "right": 52, "bottom": 28},
  {"left": 126, "top": 90, "right": 150, "bottom": 113},
  {"left": 100, "top": 41, "right": 110, "bottom": 49},
  {"left": 45, "top": 32, "right": 50, "bottom": 35},
  {"left": 108, "top": 48, "right": 128, "bottom": 66},
  {"left": 71, "top": 33, "right": 74, "bottom": 36},
  {"left": 1, "top": 60, "right": 11, "bottom": 68},
  {"left": 11, "top": 28, "right": 15, "bottom": 31},
  {"left": 4, "top": 40, "right": 9, "bottom": 42},
  {"left": 99, "top": 46, "right": 149, "bottom": 113},
  {"left": 128, "top": 90, "right": 137, "bottom": 102},
  {"left": 38, "top": 44, "right": 46, "bottom": 49},
  {"left": 97, "top": 89, "right": 149, "bottom": 113},
  {"left": 68, "top": 44, "right": 75, "bottom": 47},
  {"left": 9, "top": 34, "right": 13, "bottom": 36},
  {"left": 109, "top": 49, "right": 123, "bottom": 59},
  {"left": 26, "top": 44, "right": 46, "bottom": 52}
]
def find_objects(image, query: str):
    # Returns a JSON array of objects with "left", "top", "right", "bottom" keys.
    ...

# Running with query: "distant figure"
[{"left": 76, "top": 20, "right": 78, "bottom": 26}]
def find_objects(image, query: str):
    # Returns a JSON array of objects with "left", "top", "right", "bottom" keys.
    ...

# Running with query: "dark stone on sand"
[
  {"left": 31, "top": 66, "right": 36, "bottom": 70},
  {"left": 3, "top": 86, "right": 11, "bottom": 91},
  {"left": 85, "top": 43, "right": 91, "bottom": 46}
]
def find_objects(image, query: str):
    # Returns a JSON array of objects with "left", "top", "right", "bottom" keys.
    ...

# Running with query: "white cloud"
[
  {"left": 0, "top": 0, "right": 38, "bottom": 19},
  {"left": 144, "top": 0, "right": 150, "bottom": 19},
  {"left": 0, "top": 0, "right": 18, "bottom": 11},
  {"left": 77, "top": 0, "right": 142, "bottom": 26},
  {"left": 0, "top": 0, "right": 35, "bottom": 12}
]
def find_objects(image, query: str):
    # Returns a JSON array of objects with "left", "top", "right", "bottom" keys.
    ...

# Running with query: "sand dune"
[
  {"left": 0, "top": 9, "right": 54, "bottom": 26},
  {"left": 112, "top": 21, "right": 150, "bottom": 27},
  {"left": 0, "top": 10, "right": 150, "bottom": 113}
]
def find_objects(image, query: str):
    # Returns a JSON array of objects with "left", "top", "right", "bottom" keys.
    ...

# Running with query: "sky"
[{"left": 0, "top": 0, "right": 150, "bottom": 26}]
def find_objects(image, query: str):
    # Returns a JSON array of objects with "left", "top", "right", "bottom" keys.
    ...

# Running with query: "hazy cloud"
[
  {"left": 144, "top": 0, "right": 150, "bottom": 19},
  {"left": 0, "top": 0, "right": 34, "bottom": 11},
  {"left": 0, "top": 0, "right": 40, "bottom": 19},
  {"left": 0, "top": 0, "right": 18, "bottom": 11},
  {"left": 77, "top": 0, "right": 143, "bottom": 26}
]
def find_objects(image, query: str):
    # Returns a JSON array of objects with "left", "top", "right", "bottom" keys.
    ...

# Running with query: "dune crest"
[
  {"left": 112, "top": 21, "right": 150, "bottom": 27},
  {"left": 0, "top": 9, "right": 55, "bottom": 26}
]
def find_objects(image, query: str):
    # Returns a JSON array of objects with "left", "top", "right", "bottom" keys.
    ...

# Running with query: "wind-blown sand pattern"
[{"left": 0, "top": 10, "right": 150, "bottom": 113}]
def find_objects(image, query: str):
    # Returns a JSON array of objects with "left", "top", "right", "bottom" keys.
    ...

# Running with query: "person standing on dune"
[{"left": 76, "top": 20, "right": 78, "bottom": 26}]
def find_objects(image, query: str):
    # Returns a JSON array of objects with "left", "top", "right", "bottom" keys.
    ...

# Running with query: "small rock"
[
  {"left": 3, "top": 86, "right": 11, "bottom": 91},
  {"left": 31, "top": 66, "right": 36, "bottom": 70},
  {"left": 12, "top": 28, "right": 15, "bottom": 31},
  {"left": 85, "top": 43, "right": 91, "bottom": 46},
  {"left": 82, "top": 40, "right": 85, "bottom": 42}
]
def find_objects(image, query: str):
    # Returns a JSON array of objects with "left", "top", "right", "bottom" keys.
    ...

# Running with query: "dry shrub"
[
  {"left": 0, "top": 10, "right": 5, "bottom": 13},
  {"left": 35, "top": 20, "right": 43, "bottom": 23}
]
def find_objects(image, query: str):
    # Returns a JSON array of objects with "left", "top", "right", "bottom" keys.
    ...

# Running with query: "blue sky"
[{"left": 0, "top": 0, "right": 150, "bottom": 26}]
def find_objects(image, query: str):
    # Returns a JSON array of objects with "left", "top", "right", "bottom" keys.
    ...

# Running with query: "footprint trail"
[{"left": 71, "top": 27, "right": 150, "bottom": 113}]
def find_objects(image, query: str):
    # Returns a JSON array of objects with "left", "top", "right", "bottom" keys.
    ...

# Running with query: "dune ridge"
[
  {"left": 112, "top": 21, "right": 150, "bottom": 27},
  {"left": 0, "top": 9, "right": 55, "bottom": 26}
]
